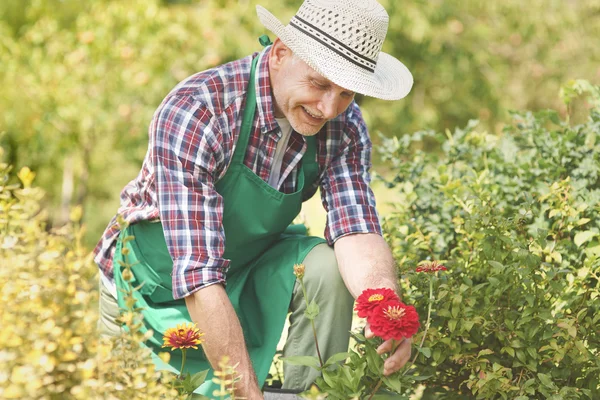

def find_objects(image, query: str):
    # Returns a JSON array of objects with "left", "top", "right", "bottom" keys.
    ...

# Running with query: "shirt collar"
[{"left": 254, "top": 46, "right": 279, "bottom": 135}]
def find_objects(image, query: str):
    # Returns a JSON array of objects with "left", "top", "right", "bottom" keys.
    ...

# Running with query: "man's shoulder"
[{"left": 165, "top": 54, "right": 255, "bottom": 116}]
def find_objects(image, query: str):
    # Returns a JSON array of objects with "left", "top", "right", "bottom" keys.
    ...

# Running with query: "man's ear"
[{"left": 268, "top": 38, "right": 291, "bottom": 72}]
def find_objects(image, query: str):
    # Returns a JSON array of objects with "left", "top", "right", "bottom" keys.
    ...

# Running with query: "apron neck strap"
[
  {"left": 232, "top": 36, "right": 274, "bottom": 165},
  {"left": 232, "top": 35, "right": 317, "bottom": 188},
  {"left": 232, "top": 53, "right": 260, "bottom": 165}
]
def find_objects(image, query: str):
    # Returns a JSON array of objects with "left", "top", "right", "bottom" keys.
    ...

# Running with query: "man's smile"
[{"left": 301, "top": 106, "right": 325, "bottom": 124}]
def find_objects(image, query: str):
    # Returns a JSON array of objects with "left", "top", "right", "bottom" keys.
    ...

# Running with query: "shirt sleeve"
[
  {"left": 152, "top": 94, "right": 229, "bottom": 299},
  {"left": 320, "top": 103, "right": 383, "bottom": 244}
]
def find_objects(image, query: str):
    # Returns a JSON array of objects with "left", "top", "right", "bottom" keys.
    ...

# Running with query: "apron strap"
[
  {"left": 231, "top": 36, "right": 319, "bottom": 188},
  {"left": 303, "top": 135, "right": 318, "bottom": 189},
  {"left": 232, "top": 54, "right": 259, "bottom": 165}
]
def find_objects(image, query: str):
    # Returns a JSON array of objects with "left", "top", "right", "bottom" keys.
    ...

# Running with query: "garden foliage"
[
  {"left": 380, "top": 81, "right": 600, "bottom": 399},
  {"left": 1, "top": 0, "right": 598, "bottom": 246},
  {"left": 0, "top": 146, "right": 183, "bottom": 399}
]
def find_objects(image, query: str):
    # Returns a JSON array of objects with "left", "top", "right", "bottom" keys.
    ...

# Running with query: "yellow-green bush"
[{"left": 0, "top": 146, "right": 182, "bottom": 399}]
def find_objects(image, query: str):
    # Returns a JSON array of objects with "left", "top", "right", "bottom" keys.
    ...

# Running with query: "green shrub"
[{"left": 380, "top": 80, "right": 600, "bottom": 399}]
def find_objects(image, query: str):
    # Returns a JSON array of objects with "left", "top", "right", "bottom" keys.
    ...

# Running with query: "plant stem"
[
  {"left": 368, "top": 340, "right": 400, "bottom": 400},
  {"left": 179, "top": 349, "right": 187, "bottom": 379},
  {"left": 300, "top": 279, "right": 324, "bottom": 368},
  {"left": 367, "top": 379, "right": 383, "bottom": 400},
  {"left": 403, "top": 275, "right": 434, "bottom": 376}
]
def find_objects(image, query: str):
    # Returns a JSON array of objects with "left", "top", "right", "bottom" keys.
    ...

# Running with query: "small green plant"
[{"left": 282, "top": 264, "right": 438, "bottom": 399}]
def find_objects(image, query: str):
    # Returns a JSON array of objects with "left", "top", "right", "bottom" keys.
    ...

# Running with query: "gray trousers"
[{"left": 98, "top": 243, "right": 355, "bottom": 391}]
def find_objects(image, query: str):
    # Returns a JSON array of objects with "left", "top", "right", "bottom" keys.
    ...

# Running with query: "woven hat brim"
[{"left": 256, "top": 5, "right": 413, "bottom": 101}]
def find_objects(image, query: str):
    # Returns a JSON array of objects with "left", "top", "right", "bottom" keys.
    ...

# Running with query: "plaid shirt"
[{"left": 94, "top": 47, "right": 382, "bottom": 300}]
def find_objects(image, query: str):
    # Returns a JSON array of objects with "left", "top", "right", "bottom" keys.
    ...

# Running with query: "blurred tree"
[
  {"left": 370, "top": 0, "right": 600, "bottom": 137},
  {"left": 0, "top": 0, "right": 598, "bottom": 246}
]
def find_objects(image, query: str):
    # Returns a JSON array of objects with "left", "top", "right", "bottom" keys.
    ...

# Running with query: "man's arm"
[
  {"left": 185, "top": 285, "right": 263, "bottom": 398},
  {"left": 152, "top": 96, "right": 263, "bottom": 397},
  {"left": 321, "top": 103, "right": 412, "bottom": 376},
  {"left": 334, "top": 233, "right": 411, "bottom": 376},
  {"left": 334, "top": 232, "right": 398, "bottom": 297}
]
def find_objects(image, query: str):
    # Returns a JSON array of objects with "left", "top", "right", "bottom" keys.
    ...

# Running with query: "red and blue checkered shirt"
[{"left": 94, "top": 47, "right": 382, "bottom": 300}]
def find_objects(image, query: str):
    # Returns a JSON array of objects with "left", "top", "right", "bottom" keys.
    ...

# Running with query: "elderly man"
[{"left": 95, "top": 0, "right": 413, "bottom": 397}]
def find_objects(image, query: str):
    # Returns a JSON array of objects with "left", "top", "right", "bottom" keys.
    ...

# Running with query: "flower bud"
[
  {"left": 121, "top": 268, "right": 133, "bottom": 282},
  {"left": 293, "top": 263, "right": 305, "bottom": 279}
]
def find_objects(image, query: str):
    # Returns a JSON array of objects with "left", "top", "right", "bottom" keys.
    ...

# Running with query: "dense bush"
[
  {"left": 381, "top": 81, "right": 600, "bottom": 399},
  {"left": 0, "top": 145, "right": 182, "bottom": 399}
]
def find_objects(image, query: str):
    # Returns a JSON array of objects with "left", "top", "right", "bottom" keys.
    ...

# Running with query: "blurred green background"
[{"left": 1, "top": 0, "right": 599, "bottom": 247}]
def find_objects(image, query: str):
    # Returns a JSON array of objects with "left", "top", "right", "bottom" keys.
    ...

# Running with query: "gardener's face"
[{"left": 269, "top": 39, "right": 356, "bottom": 136}]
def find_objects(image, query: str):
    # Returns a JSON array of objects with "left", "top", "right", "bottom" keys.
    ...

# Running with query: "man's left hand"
[{"left": 365, "top": 323, "right": 412, "bottom": 376}]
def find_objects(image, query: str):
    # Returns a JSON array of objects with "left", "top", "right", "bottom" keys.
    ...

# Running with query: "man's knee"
[{"left": 302, "top": 243, "right": 352, "bottom": 302}]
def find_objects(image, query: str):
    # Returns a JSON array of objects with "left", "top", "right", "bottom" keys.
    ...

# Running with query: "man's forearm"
[
  {"left": 334, "top": 233, "right": 399, "bottom": 298},
  {"left": 184, "top": 284, "right": 262, "bottom": 399}
]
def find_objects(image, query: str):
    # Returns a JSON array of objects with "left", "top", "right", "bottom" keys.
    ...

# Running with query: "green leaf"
[
  {"left": 502, "top": 346, "right": 515, "bottom": 357},
  {"left": 190, "top": 369, "right": 209, "bottom": 388},
  {"left": 325, "top": 352, "right": 351, "bottom": 366},
  {"left": 516, "top": 349, "right": 527, "bottom": 363},
  {"left": 478, "top": 349, "right": 494, "bottom": 357},
  {"left": 488, "top": 277, "right": 500, "bottom": 286},
  {"left": 433, "top": 349, "right": 441, "bottom": 362},
  {"left": 577, "top": 308, "right": 588, "bottom": 320},
  {"left": 538, "top": 373, "right": 556, "bottom": 389},
  {"left": 350, "top": 331, "right": 366, "bottom": 343},
  {"left": 488, "top": 260, "right": 505, "bottom": 270},
  {"left": 365, "top": 343, "right": 383, "bottom": 375},
  {"left": 281, "top": 355, "right": 320, "bottom": 369},
  {"left": 576, "top": 218, "right": 591, "bottom": 226},
  {"left": 321, "top": 369, "right": 338, "bottom": 390},
  {"left": 526, "top": 347, "right": 537, "bottom": 360},
  {"left": 181, "top": 373, "right": 195, "bottom": 393},
  {"left": 574, "top": 231, "right": 596, "bottom": 247},
  {"left": 419, "top": 347, "right": 432, "bottom": 358},
  {"left": 411, "top": 375, "right": 433, "bottom": 381},
  {"left": 448, "top": 319, "right": 458, "bottom": 332},
  {"left": 463, "top": 320, "right": 475, "bottom": 332},
  {"left": 382, "top": 375, "right": 402, "bottom": 393},
  {"left": 304, "top": 299, "right": 320, "bottom": 320}
]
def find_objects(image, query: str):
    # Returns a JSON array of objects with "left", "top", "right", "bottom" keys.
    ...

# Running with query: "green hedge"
[{"left": 380, "top": 81, "right": 600, "bottom": 399}]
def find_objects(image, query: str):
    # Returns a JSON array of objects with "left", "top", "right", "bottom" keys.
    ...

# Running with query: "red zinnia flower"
[
  {"left": 162, "top": 323, "right": 204, "bottom": 350},
  {"left": 415, "top": 261, "right": 447, "bottom": 273},
  {"left": 355, "top": 288, "right": 399, "bottom": 318},
  {"left": 368, "top": 300, "right": 420, "bottom": 341}
]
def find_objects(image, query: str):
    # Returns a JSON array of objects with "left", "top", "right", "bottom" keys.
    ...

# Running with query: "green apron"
[{"left": 113, "top": 51, "right": 326, "bottom": 395}]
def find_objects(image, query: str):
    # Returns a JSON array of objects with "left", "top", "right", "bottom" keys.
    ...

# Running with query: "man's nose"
[{"left": 317, "top": 92, "right": 340, "bottom": 120}]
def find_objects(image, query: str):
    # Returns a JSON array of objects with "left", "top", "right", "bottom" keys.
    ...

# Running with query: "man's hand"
[
  {"left": 185, "top": 284, "right": 263, "bottom": 399},
  {"left": 365, "top": 323, "right": 412, "bottom": 376}
]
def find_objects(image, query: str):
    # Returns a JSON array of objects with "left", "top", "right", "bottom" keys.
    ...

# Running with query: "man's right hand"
[{"left": 185, "top": 284, "right": 264, "bottom": 399}]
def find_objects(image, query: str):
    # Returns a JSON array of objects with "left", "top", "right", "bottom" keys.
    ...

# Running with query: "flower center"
[
  {"left": 368, "top": 294, "right": 384, "bottom": 302},
  {"left": 384, "top": 306, "right": 406, "bottom": 320}
]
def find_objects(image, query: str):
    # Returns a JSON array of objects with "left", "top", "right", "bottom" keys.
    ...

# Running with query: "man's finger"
[
  {"left": 376, "top": 338, "right": 395, "bottom": 355},
  {"left": 383, "top": 338, "right": 412, "bottom": 376},
  {"left": 364, "top": 323, "right": 374, "bottom": 339}
]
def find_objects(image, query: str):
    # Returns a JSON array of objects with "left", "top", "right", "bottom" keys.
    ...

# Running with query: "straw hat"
[{"left": 256, "top": 0, "right": 413, "bottom": 100}]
